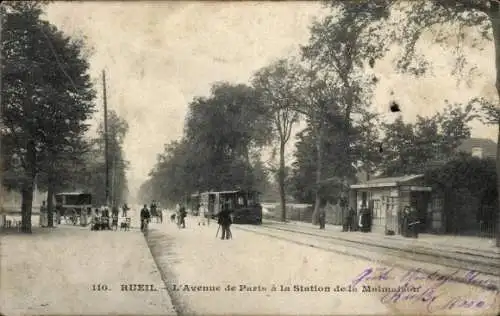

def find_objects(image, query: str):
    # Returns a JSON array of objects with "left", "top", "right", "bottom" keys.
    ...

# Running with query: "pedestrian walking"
[
  {"left": 140, "top": 204, "right": 150, "bottom": 232},
  {"left": 318, "top": 208, "right": 326, "bottom": 230},
  {"left": 179, "top": 205, "right": 187, "bottom": 228}
]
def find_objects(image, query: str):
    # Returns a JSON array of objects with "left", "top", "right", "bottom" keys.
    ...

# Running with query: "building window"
[{"left": 472, "top": 147, "right": 483, "bottom": 158}]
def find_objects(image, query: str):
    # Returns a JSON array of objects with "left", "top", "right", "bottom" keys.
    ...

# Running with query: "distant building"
[{"left": 456, "top": 138, "right": 497, "bottom": 160}]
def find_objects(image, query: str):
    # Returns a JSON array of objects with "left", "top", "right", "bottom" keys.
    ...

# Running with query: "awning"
[
  {"left": 350, "top": 182, "right": 397, "bottom": 189},
  {"left": 400, "top": 186, "right": 432, "bottom": 192},
  {"left": 350, "top": 174, "right": 424, "bottom": 190}
]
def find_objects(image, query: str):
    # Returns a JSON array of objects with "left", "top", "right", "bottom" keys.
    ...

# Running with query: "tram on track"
[{"left": 197, "top": 190, "right": 262, "bottom": 225}]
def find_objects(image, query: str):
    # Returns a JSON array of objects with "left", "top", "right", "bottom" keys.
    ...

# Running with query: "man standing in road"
[{"left": 217, "top": 203, "right": 232, "bottom": 240}]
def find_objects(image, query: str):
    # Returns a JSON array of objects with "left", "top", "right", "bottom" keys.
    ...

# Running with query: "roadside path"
[{"left": 0, "top": 223, "right": 176, "bottom": 316}]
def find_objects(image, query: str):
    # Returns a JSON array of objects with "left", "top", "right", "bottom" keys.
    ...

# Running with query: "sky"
[{"left": 43, "top": 1, "right": 498, "bottom": 200}]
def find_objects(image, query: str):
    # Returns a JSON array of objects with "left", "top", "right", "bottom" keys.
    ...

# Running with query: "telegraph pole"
[{"left": 103, "top": 70, "right": 110, "bottom": 206}]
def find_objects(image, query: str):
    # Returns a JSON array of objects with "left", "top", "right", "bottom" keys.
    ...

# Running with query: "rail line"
[
  {"left": 234, "top": 224, "right": 500, "bottom": 291},
  {"left": 261, "top": 222, "right": 500, "bottom": 262},
  {"left": 239, "top": 224, "right": 499, "bottom": 270},
  {"left": 263, "top": 219, "right": 499, "bottom": 258}
]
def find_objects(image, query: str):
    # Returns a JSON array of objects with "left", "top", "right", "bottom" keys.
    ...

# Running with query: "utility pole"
[
  {"left": 111, "top": 153, "right": 117, "bottom": 208},
  {"left": 103, "top": 70, "right": 110, "bottom": 206}
]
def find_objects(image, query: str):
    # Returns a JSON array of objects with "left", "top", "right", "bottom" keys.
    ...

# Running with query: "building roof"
[
  {"left": 55, "top": 192, "right": 90, "bottom": 196},
  {"left": 201, "top": 190, "right": 260, "bottom": 195},
  {"left": 350, "top": 174, "right": 424, "bottom": 189},
  {"left": 457, "top": 138, "right": 497, "bottom": 158}
]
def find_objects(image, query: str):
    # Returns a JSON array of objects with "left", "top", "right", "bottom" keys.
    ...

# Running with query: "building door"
[{"left": 411, "top": 191, "right": 430, "bottom": 232}]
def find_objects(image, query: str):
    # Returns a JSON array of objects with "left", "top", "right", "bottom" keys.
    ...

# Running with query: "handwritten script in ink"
[
  {"left": 351, "top": 267, "right": 396, "bottom": 288},
  {"left": 352, "top": 267, "right": 499, "bottom": 313}
]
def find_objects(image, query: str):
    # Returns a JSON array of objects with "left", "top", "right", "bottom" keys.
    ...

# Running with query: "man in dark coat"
[
  {"left": 347, "top": 207, "right": 356, "bottom": 231},
  {"left": 179, "top": 205, "right": 187, "bottom": 228},
  {"left": 140, "top": 204, "right": 150, "bottom": 231},
  {"left": 407, "top": 206, "right": 420, "bottom": 238},
  {"left": 318, "top": 208, "right": 326, "bottom": 229},
  {"left": 217, "top": 205, "right": 232, "bottom": 240}
]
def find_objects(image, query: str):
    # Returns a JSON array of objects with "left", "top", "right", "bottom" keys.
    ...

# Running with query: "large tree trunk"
[
  {"left": 494, "top": 124, "right": 500, "bottom": 239},
  {"left": 21, "top": 183, "right": 33, "bottom": 233},
  {"left": 47, "top": 178, "right": 54, "bottom": 228},
  {"left": 20, "top": 140, "right": 36, "bottom": 233},
  {"left": 490, "top": 5, "right": 500, "bottom": 247},
  {"left": 279, "top": 141, "right": 287, "bottom": 222},
  {"left": 312, "top": 125, "right": 323, "bottom": 225}
]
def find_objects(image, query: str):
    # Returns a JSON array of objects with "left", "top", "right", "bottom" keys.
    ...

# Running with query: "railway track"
[
  {"left": 261, "top": 222, "right": 499, "bottom": 263},
  {"left": 272, "top": 222, "right": 499, "bottom": 259},
  {"left": 234, "top": 223, "right": 500, "bottom": 291}
]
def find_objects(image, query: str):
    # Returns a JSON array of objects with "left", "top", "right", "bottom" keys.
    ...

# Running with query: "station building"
[{"left": 348, "top": 174, "right": 444, "bottom": 235}]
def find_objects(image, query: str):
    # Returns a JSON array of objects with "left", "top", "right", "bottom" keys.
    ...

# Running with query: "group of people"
[
  {"left": 90, "top": 203, "right": 131, "bottom": 231},
  {"left": 338, "top": 204, "right": 419, "bottom": 237},
  {"left": 340, "top": 205, "right": 373, "bottom": 233},
  {"left": 342, "top": 207, "right": 358, "bottom": 232},
  {"left": 162, "top": 201, "right": 232, "bottom": 240},
  {"left": 134, "top": 199, "right": 233, "bottom": 240}
]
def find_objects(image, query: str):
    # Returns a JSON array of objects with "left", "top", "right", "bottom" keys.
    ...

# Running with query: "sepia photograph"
[{"left": 1, "top": 1, "right": 500, "bottom": 315}]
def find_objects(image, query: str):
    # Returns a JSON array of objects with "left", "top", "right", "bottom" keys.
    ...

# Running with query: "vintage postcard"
[{"left": 1, "top": 1, "right": 499, "bottom": 315}]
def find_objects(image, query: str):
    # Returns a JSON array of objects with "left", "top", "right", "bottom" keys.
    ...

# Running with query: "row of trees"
[
  {"left": 288, "top": 102, "right": 477, "bottom": 203},
  {"left": 1, "top": 2, "right": 129, "bottom": 232},
  {"left": 139, "top": 83, "right": 273, "bottom": 208},
  {"left": 142, "top": 1, "right": 500, "bottom": 243}
]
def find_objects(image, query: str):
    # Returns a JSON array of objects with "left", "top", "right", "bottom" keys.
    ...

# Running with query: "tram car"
[{"left": 197, "top": 190, "right": 262, "bottom": 224}]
